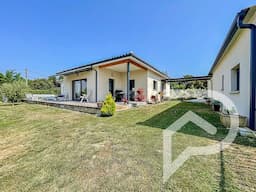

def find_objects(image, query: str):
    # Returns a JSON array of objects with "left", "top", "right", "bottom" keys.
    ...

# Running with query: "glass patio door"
[{"left": 72, "top": 79, "right": 87, "bottom": 101}]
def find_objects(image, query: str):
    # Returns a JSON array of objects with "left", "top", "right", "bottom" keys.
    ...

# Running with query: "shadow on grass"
[
  {"left": 0, "top": 102, "right": 22, "bottom": 106},
  {"left": 219, "top": 144, "right": 226, "bottom": 192},
  {"left": 137, "top": 102, "right": 256, "bottom": 147}
]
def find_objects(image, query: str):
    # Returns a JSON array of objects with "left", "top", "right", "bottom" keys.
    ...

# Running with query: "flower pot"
[
  {"left": 213, "top": 104, "right": 221, "bottom": 112},
  {"left": 220, "top": 113, "right": 248, "bottom": 128},
  {"left": 97, "top": 102, "right": 103, "bottom": 108},
  {"left": 206, "top": 99, "right": 211, "bottom": 105}
]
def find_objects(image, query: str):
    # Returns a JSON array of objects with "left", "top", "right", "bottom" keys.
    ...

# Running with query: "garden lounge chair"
[{"left": 80, "top": 94, "right": 88, "bottom": 103}]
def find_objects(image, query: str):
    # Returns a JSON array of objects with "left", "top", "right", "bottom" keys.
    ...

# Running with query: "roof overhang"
[
  {"left": 208, "top": 6, "right": 256, "bottom": 75},
  {"left": 98, "top": 59, "right": 146, "bottom": 72},
  {"left": 57, "top": 53, "right": 169, "bottom": 78},
  {"left": 56, "top": 65, "right": 93, "bottom": 75}
]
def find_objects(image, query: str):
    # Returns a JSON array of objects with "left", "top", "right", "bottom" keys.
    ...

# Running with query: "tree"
[
  {"left": 170, "top": 75, "right": 207, "bottom": 90},
  {"left": 170, "top": 82, "right": 185, "bottom": 89},
  {"left": 0, "top": 70, "right": 24, "bottom": 85},
  {"left": 48, "top": 75, "right": 61, "bottom": 87},
  {"left": 5, "top": 70, "right": 15, "bottom": 83},
  {"left": 183, "top": 75, "right": 193, "bottom": 79},
  {"left": 0, "top": 73, "right": 5, "bottom": 84},
  {"left": 0, "top": 81, "right": 27, "bottom": 103},
  {"left": 28, "top": 78, "right": 54, "bottom": 90}
]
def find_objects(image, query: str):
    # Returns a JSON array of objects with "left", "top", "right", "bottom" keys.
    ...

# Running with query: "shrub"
[
  {"left": 100, "top": 93, "right": 116, "bottom": 116},
  {"left": 0, "top": 81, "right": 28, "bottom": 103},
  {"left": 28, "top": 78, "right": 54, "bottom": 90}
]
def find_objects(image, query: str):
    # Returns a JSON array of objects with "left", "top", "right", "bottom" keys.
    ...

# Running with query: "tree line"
[
  {"left": 170, "top": 75, "right": 208, "bottom": 89},
  {"left": 0, "top": 70, "right": 61, "bottom": 103}
]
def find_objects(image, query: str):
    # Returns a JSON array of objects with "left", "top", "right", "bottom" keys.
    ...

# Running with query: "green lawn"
[{"left": 0, "top": 101, "right": 256, "bottom": 191}]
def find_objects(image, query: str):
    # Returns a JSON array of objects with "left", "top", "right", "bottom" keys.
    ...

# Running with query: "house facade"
[
  {"left": 208, "top": 6, "right": 256, "bottom": 130},
  {"left": 57, "top": 53, "right": 170, "bottom": 103}
]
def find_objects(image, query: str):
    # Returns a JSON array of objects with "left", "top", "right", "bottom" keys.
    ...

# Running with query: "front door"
[{"left": 109, "top": 79, "right": 114, "bottom": 96}]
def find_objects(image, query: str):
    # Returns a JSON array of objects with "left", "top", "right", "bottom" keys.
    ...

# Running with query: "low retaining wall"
[{"left": 25, "top": 100, "right": 100, "bottom": 114}]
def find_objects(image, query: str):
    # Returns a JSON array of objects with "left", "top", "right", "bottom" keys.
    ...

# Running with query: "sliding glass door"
[{"left": 72, "top": 79, "right": 87, "bottom": 101}]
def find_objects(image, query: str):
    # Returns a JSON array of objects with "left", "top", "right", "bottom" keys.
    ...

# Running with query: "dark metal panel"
[
  {"left": 127, "top": 62, "right": 130, "bottom": 102},
  {"left": 167, "top": 75, "right": 212, "bottom": 82}
]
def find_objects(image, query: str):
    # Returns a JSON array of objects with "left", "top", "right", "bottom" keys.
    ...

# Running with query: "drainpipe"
[
  {"left": 94, "top": 69, "right": 98, "bottom": 102},
  {"left": 237, "top": 10, "right": 256, "bottom": 130},
  {"left": 127, "top": 62, "right": 130, "bottom": 103}
]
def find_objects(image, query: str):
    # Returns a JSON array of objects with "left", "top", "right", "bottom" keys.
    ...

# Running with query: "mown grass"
[{"left": 0, "top": 101, "right": 255, "bottom": 191}]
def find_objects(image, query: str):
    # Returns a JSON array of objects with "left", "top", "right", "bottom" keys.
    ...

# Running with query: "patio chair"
[{"left": 80, "top": 94, "right": 88, "bottom": 103}]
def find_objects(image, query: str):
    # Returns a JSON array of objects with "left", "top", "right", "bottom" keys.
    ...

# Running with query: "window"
[
  {"left": 236, "top": 68, "right": 240, "bottom": 91},
  {"left": 221, "top": 75, "right": 224, "bottom": 91},
  {"left": 129, "top": 80, "right": 135, "bottom": 91},
  {"left": 231, "top": 65, "right": 240, "bottom": 92},
  {"left": 153, "top": 80, "right": 157, "bottom": 90}
]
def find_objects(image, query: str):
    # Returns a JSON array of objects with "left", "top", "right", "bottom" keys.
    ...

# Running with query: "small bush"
[
  {"left": 0, "top": 81, "right": 28, "bottom": 103},
  {"left": 100, "top": 93, "right": 116, "bottom": 116}
]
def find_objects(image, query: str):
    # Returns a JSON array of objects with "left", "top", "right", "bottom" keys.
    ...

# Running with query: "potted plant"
[
  {"left": 212, "top": 100, "right": 222, "bottom": 112},
  {"left": 204, "top": 97, "right": 211, "bottom": 105},
  {"left": 151, "top": 95, "right": 156, "bottom": 103},
  {"left": 97, "top": 101, "right": 103, "bottom": 108},
  {"left": 135, "top": 88, "right": 145, "bottom": 102},
  {"left": 122, "top": 97, "right": 128, "bottom": 104}
]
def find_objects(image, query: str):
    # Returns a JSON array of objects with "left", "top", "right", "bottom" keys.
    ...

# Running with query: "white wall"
[
  {"left": 147, "top": 70, "right": 163, "bottom": 101},
  {"left": 210, "top": 12, "right": 256, "bottom": 119},
  {"left": 62, "top": 70, "right": 96, "bottom": 101},
  {"left": 211, "top": 30, "right": 250, "bottom": 117},
  {"left": 98, "top": 68, "right": 148, "bottom": 101},
  {"left": 165, "top": 82, "right": 171, "bottom": 98},
  {"left": 97, "top": 68, "right": 125, "bottom": 101},
  {"left": 62, "top": 67, "right": 167, "bottom": 102}
]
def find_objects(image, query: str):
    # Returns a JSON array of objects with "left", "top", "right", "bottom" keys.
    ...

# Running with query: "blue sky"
[{"left": 0, "top": 0, "right": 255, "bottom": 78}]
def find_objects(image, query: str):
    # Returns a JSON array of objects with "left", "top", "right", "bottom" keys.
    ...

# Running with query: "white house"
[
  {"left": 208, "top": 5, "right": 256, "bottom": 130},
  {"left": 57, "top": 53, "right": 170, "bottom": 103}
]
